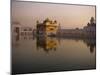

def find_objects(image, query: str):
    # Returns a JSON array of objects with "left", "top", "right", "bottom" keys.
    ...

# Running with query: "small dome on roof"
[{"left": 43, "top": 18, "right": 51, "bottom": 23}]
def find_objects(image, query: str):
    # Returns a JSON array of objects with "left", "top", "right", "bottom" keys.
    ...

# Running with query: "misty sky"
[{"left": 12, "top": 1, "right": 96, "bottom": 29}]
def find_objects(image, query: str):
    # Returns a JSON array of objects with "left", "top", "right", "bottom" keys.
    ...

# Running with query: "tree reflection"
[{"left": 82, "top": 38, "right": 96, "bottom": 53}]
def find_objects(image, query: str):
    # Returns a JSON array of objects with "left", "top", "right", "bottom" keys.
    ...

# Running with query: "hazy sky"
[{"left": 12, "top": 1, "right": 96, "bottom": 29}]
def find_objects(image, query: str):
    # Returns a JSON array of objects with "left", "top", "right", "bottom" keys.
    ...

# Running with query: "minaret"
[
  {"left": 57, "top": 23, "right": 61, "bottom": 44},
  {"left": 58, "top": 23, "right": 61, "bottom": 32}
]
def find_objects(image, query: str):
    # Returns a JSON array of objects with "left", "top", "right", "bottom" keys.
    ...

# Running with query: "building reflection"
[
  {"left": 12, "top": 34, "right": 20, "bottom": 47},
  {"left": 12, "top": 32, "right": 35, "bottom": 47},
  {"left": 36, "top": 36, "right": 59, "bottom": 53}
]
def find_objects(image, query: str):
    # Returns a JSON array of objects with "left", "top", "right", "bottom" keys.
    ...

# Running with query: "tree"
[
  {"left": 87, "top": 22, "right": 90, "bottom": 26},
  {"left": 90, "top": 17, "right": 95, "bottom": 24},
  {"left": 36, "top": 20, "right": 39, "bottom": 24}
]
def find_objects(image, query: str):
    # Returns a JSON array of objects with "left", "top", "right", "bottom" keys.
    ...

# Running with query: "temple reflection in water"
[
  {"left": 13, "top": 33, "right": 96, "bottom": 54},
  {"left": 36, "top": 36, "right": 59, "bottom": 53}
]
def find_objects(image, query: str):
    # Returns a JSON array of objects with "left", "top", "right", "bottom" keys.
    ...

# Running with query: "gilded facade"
[{"left": 36, "top": 18, "right": 59, "bottom": 36}]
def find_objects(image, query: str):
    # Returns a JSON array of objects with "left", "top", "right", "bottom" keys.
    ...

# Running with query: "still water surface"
[{"left": 12, "top": 35, "right": 96, "bottom": 74}]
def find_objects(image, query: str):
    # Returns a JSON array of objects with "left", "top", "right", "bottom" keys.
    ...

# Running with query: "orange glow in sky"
[{"left": 12, "top": 1, "right": 96, "bottom": 29}]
